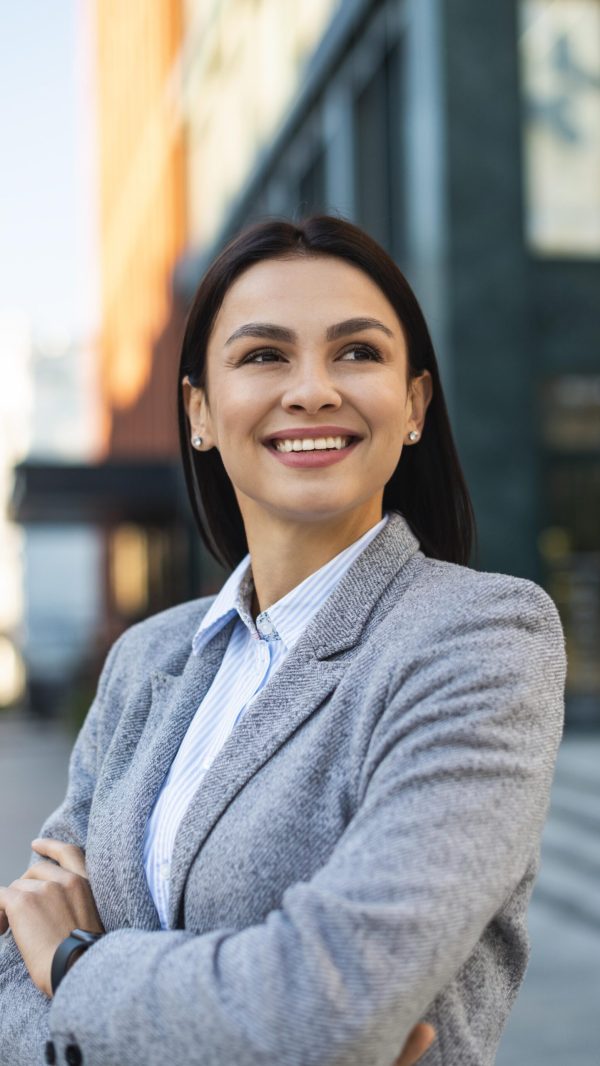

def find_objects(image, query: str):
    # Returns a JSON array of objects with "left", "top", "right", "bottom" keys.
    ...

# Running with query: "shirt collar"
[
  {"left": 192, "top": 512, "right": 390, "bottom": 656},
  {"left": 191, "top": 554, "right": 256, "bottom": 656}
]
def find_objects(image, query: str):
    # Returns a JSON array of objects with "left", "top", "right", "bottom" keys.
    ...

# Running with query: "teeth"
[{"left": 273, "top": 436, "right": 352, "bottom": 452}]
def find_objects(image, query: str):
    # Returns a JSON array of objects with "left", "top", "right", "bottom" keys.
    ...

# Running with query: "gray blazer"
[{"left": 0, "top": 512, "right": 566, "bottom": 1066}]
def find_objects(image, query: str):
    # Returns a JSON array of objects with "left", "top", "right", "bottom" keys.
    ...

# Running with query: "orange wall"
[{"left": 94, "top": 0, "right": 186, "bottom": 457}]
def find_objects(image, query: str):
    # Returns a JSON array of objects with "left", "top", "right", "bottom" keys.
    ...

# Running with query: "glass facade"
[{"left": 539, "top": 375, "right": 600, "bottom": 723}]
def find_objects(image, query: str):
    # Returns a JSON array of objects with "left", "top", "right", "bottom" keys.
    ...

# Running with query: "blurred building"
[
  {"left": 172, "top": 0, "right": 600, "bottom": 727},
  {"left": 95, "top": 0, "right": 186, "bottom": 457},
  {"left": 180, "top": 0, "right": 340, "bottom": 250},
  {"left": 3, "top": 331, "right": 101, "bottom": 719},
  {"left": 12, "top": 334, "right": 103, "bottom": 716},
  {"left": 11, "top": 0, "right": 204, "bottom": 715},
  {"left": 10, "top": 0, "right": 598, "bottom": 727},
  {"left": 90, "top": 0, "right": 206, "bottom": 649},
  {"left": 0, "top": 312, "right": 30, "bottom": 708}
]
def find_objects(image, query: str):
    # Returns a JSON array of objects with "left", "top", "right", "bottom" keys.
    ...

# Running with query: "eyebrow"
[{"left": 224, "top": 316, "right": 395, "bottom": 346}]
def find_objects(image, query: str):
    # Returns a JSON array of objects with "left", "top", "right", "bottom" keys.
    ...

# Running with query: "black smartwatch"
[{"left": 51, "top": 929, "right": 104, "bottom": 994}]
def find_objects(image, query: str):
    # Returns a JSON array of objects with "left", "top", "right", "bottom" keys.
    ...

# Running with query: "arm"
[
  {"left": 0, "top": 636, "right": 124, "bottom": 1066},
  {"left": 47, "top": 581, "right": 566, "bottom": 1066}
]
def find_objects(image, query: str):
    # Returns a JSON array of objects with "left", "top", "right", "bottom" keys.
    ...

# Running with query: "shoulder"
[
  {"left": 373, "top": 557, "right": 567, "bottom": 754},
  {"left": 120, "top": 594, "right": 216, "bottom": 648},
  {"left": 99, "top": 594, "right": 217, "bottom": 688},
  {"left": 403, "top": 554, "right": 564, "bottom": 637},
  {"left": 377, "top": 554, "right": 567, "bottom": 690}
]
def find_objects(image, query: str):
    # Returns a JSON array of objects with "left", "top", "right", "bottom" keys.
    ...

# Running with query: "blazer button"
[
  {"left": 65, "top": 1044, "right": 83, "bottom": 1065},
  {"left": 44, "top": 1040, "right": 56, "bottom": 1064}
]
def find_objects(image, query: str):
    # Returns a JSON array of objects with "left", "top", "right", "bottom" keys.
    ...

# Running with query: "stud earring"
[
  {"left": 191, "top": 435, "right": 203, "bottom": 449},
  {"left": 408, "top": 430, "right": 419, "bottom": 442}
]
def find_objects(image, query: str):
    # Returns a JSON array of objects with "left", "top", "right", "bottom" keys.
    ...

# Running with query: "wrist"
[{"left": 51, "top": 929, "right": 105, "bottom": 994}]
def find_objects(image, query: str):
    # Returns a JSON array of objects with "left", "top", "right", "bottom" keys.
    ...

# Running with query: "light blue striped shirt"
[{"left": 143, "top": 512, "right": 390, "bottom": 928}]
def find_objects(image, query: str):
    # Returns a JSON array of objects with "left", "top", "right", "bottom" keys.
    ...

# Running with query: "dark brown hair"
[{"left": 178, "top": 214, "right": 477, "bottom": 570}]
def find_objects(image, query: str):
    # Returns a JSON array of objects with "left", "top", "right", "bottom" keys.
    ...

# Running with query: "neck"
[{"left": 243, "top": 499, "right": 384, "bottom": 619}]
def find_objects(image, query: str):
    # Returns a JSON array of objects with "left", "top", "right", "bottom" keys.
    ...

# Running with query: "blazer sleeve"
[
  {"left": 44, "top": 578, "right": 567, "bottom": 1066},
  {"left": 0, "top": 635, "right": 125, "bottom": 1066}
]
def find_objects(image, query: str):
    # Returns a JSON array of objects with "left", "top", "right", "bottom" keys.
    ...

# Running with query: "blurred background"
[{"left": 0, "top": 0, "right": 598, "bottom": 1062}]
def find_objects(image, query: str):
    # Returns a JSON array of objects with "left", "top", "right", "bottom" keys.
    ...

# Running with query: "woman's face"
[{"left": 183, "top": 254, "right": 432, "bottom": 530}]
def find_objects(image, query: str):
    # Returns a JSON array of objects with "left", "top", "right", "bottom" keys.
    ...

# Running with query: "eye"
[
  {"left": 340, "top": 344, "right": 383, "bottom": 362},
  {"left": 240, "top": 348, "right": 282, "bottom": 364},
  {"left": 238, "top": 347, "right": 383, "bottom": 368}
]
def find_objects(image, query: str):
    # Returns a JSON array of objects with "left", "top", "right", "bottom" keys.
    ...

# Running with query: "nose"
[{"left": 280, "top": 356, "right": 343, "bottom": 414}]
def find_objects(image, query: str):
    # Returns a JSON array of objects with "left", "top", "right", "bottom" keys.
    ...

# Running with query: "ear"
[
  {"left": 182, "top": 376, "right": 212, "bottom": 446},
  {"left": 408, "top": 370, "right": 433, "bottom": 435}
]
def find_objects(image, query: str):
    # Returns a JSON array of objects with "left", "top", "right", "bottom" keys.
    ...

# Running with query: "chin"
[{"left": 269, "top": 500, "right": 363, "bottom": 523}]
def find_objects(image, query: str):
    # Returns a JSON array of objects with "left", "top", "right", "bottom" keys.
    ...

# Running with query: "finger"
[
  {"left": 21, "top": 862, "right": 81, "bottom": 889},
  {"left": 3, "top": 879, "right": 48, "bottom": 895},
  {"left": 31, "top": 838, "right": 87, "bottom": 878},
  {"left": 395, "top": 1023, "right": 436, "bottom": 1066}
]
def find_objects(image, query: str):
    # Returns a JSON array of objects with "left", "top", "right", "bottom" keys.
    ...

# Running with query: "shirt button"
[
  {"left": 44, "top": 1041, "right": 56, "bottom": 1064},
  {"left": 256, "top": 613, "right": 276, "bottom": 637},
  {"left": 65, "top": 1044, "right": 83, "bottom": 1066}
]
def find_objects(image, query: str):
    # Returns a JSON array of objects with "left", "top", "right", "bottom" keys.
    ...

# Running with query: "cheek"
[
  {"left": 360, "top": 382, "right": 407, "bottom": 432},
  {"left": 211, "top": 390, "right": 257, "bottom": 444}
]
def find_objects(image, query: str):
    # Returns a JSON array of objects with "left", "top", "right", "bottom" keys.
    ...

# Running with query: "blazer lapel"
[
  {"left": 166, "top": 511, "right": 421, "bottom": 930},
  {"left": 166, "top": 647, "right": 344, "bottom": 929},
  {"left": 120, "top": 619, "right": 237, "bottom": 929}
]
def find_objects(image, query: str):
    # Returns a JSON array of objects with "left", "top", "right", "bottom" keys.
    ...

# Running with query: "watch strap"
[{"left": 51, "top": 930, "right": 104, "bottom": 994}]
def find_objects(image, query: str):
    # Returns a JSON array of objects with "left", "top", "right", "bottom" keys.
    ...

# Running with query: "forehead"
[{"left": 210, "top": 255, "right": 403, "bottom": 339}]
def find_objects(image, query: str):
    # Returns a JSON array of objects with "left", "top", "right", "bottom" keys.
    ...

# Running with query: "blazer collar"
[
  {"left": 191, "top": 512, "right": 390, "bottom": 656},
  {"left": 305, "top": 510, "right": 421, "bottom": 659}
]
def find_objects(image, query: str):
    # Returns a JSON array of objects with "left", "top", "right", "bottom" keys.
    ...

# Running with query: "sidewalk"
[
  {"left": 497, "top": 734, "right": 600, "bottom": 1066},
  {"left": 1, "top": 710, "right": 599, "bottom": 1063}
]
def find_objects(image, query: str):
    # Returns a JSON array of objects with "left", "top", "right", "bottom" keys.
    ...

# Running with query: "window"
[
  {"left": 519, "top": 0, "right": 600, "bottom": 255},
  {"left": 298, "top": 147, "right": 327, "bottom": 215},
  {"left": 354, "top": 40, "right": 404, "bottom": 258},
  {"left": 539, "top": 374, "right": 600, "bottom": 723}
]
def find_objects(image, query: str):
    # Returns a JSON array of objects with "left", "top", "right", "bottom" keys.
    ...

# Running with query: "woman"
[{"left": 0, "top": 215, "right": 566, "bottom": 1066}]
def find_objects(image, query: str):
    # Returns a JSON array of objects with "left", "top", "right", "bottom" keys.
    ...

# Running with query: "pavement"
[
  {"left": 496, "top": 735, "right": 600, "bottom": 1066},
  {"left": 0, "top": 709, "right": 599, "bottom": 1064}
]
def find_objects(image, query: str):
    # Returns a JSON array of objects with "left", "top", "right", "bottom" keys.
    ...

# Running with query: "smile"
[{"left": 264, "top": 437, "right": 361, "bottom": 468}]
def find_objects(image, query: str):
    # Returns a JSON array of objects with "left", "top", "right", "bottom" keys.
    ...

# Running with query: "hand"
[
  {"left": 394, "top": 1022, "right": 436, "bottom": 1066},
  {"left": 0, "top": 838, "right": 104, "bottom": 998}
]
